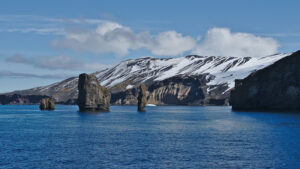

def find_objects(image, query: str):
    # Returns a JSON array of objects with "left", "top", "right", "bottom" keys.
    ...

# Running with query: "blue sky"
[{"left": 1, "top": 0, "right": 300, "bottom": 93}]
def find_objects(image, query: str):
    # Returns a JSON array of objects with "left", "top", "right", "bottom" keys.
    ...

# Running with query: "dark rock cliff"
[
  {"left": 77, "top": 73, "right": 111, "bottom": 112},
  {"left": 231, "top": 51, "right": 300, "bottom": 111}
]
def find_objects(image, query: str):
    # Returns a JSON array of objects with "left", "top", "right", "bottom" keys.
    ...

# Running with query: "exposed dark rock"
[
  {"left": 231, "top": 51, "right": 300, "bottom": 111},
  {"left": 111, "top": 75, "right": 230, "bottom": 105},
  {"left": 137, "top": 84, "right": 147, "bottom": 112},
  {"left": 111, "top": 86, "right": 139, "bottom": 105},
  {"left": 40, "top": 98, "right": 55, "bottom": 110},
  {"left": 0, "top": 94, "right": 49, "bottom": 105},
  {"left": 77, "top": 73, "right": 111, "bottom": 112}
]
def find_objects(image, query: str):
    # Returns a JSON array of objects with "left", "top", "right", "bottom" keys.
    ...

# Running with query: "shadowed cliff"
[{"left": 231, "top": 51, "right": 300, "bottom": 111}]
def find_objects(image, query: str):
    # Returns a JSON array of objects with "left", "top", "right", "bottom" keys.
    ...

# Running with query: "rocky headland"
[{"left": 231, "top": 51, "right": 300, "bottom": 111}]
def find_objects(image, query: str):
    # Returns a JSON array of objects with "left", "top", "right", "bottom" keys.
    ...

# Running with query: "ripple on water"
[{"left": 0, "top": 105, "right": 300, "bottom": 168}]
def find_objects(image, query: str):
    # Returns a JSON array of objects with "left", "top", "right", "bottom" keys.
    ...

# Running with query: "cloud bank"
[
  {"left": 1, "top": 15, "right": 280, "bottom": 57},
  {"left": 52, "top": 21, "right": 197, "bottom": 56},
  {"left": 52, "top": 22, "right": 279, "bottom": 57},
  {"left": 192, "top": 28, "right": 279, "bottom": 57},
  {"left": 6, "top": 54, "right": 108, "bottom": 71}
]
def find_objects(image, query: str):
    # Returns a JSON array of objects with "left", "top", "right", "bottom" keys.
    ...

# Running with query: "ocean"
[{"left": 0, "top": 105, "right": 300, "bottom": 168}]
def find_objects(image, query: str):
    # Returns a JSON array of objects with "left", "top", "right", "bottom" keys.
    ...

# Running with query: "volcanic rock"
[
  {"left": 137, "top": 84, "right": 147, "bottom": 112},
  {"left": 77, "top": 73, "right": 111, "bottom": 112},
  {"left": 40, "top": 98, "right": 55, "bottom": 110}
]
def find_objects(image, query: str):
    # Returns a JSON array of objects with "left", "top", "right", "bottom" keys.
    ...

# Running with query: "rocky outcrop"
[
  {"left": 77, "top": 73, "right": 111, "bottom": 112},
  {"left": 231, "top": 51, "right": 300, "bottom": 111},
  {"left": 0, "top": 94, "right": 49, "bottom": 105},
  {"left": 137, "top": 84, "right": 147, "bottom": 112},
  {"left": 40, "top": 98, "right": 55, "bottom": 110}
]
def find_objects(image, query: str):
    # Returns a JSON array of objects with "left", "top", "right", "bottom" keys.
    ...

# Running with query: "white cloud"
[
  {"left": 0, "top": 15, "right": 105, "bottom": 35},
  {"left": 0, "top": 70, "right": 69, "bottom": 79},
  {"left": 6, "top": 54, "right": 108, "bottom": 71},
  {"left": 53, "top": 24, "right": 278, "bottom": 57},
  {"left": 147, "top": 31, "right": 196, "bottom": 56},
  {"left": 0, "top": 15, "right": 280, "bottom": 58},
  {"left": 0, "top": 28, "right": 64, "bottom": 35},
  {"left": 192, "top": 28, "right": 279, "bottom": 57},
  {"left": 0, "top": 15, "right": 105, "bottom": 25},
  {"left": 52, "top": 21, "right": 196, "bottom": 56}
]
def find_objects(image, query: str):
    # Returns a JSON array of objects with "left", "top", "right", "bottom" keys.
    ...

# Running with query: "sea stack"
[
  {"left": 137, "top": 84, "right": 147, "bottom": 112},
  {"left": 231, "top": 51, "right": 300, "bottom": 111},
  {"left": 40, "top": 98, "right": 55, "bottom": 110},
  {"left": 77, "top": 73, "right": 111, "bottom": 112}
]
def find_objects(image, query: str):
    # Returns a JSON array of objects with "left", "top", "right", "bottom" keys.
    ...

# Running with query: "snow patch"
[{"left": 126, "top": 85, "right": 134, "bottom": 90}]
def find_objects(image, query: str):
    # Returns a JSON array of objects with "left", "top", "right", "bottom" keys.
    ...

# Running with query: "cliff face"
[
  {"left": 147, "top": 75, "right": 229, "bottom": 105},
  {"left": 111, "top": 75, "right": 230, "bottom": 105},
  {"left": 231, "top": 51, "right": 300, "bottom": 111},
  {"left": 77, "top": 73, "right": 111, "bottom": 112}
]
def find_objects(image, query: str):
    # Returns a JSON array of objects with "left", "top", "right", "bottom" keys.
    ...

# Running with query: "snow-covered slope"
[
  {"left": 7, "top": 53, "right": 291, "bottom": 103},
  {"left": 95, "top": 53, "right": 290, "bottom": 89}
]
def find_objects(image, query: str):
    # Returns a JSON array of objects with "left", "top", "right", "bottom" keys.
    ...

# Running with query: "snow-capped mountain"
[
  {"left": 5, "top": 53, "right": 291, "bottom": 105},
  {"left": 96, "top": 53, "right": 290, "bottom": 90}
]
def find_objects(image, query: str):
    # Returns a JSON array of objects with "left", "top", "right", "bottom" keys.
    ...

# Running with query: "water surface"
[{"left": 0, "top": 105, "right": 300, "bottom": 168}]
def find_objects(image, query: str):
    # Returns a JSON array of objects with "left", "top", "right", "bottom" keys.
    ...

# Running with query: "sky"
[{"left": 1, "top": 0, "right": 300, "bottom": 93}]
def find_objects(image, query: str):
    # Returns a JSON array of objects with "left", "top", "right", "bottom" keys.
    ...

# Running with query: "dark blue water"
[{"left": 0, "top": 105, "right": 300, "bottom": 168}]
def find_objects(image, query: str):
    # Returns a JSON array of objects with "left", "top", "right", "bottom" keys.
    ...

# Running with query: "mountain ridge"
[{"left": 2, "top": 53, "right": 292, "bottom": 105}]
